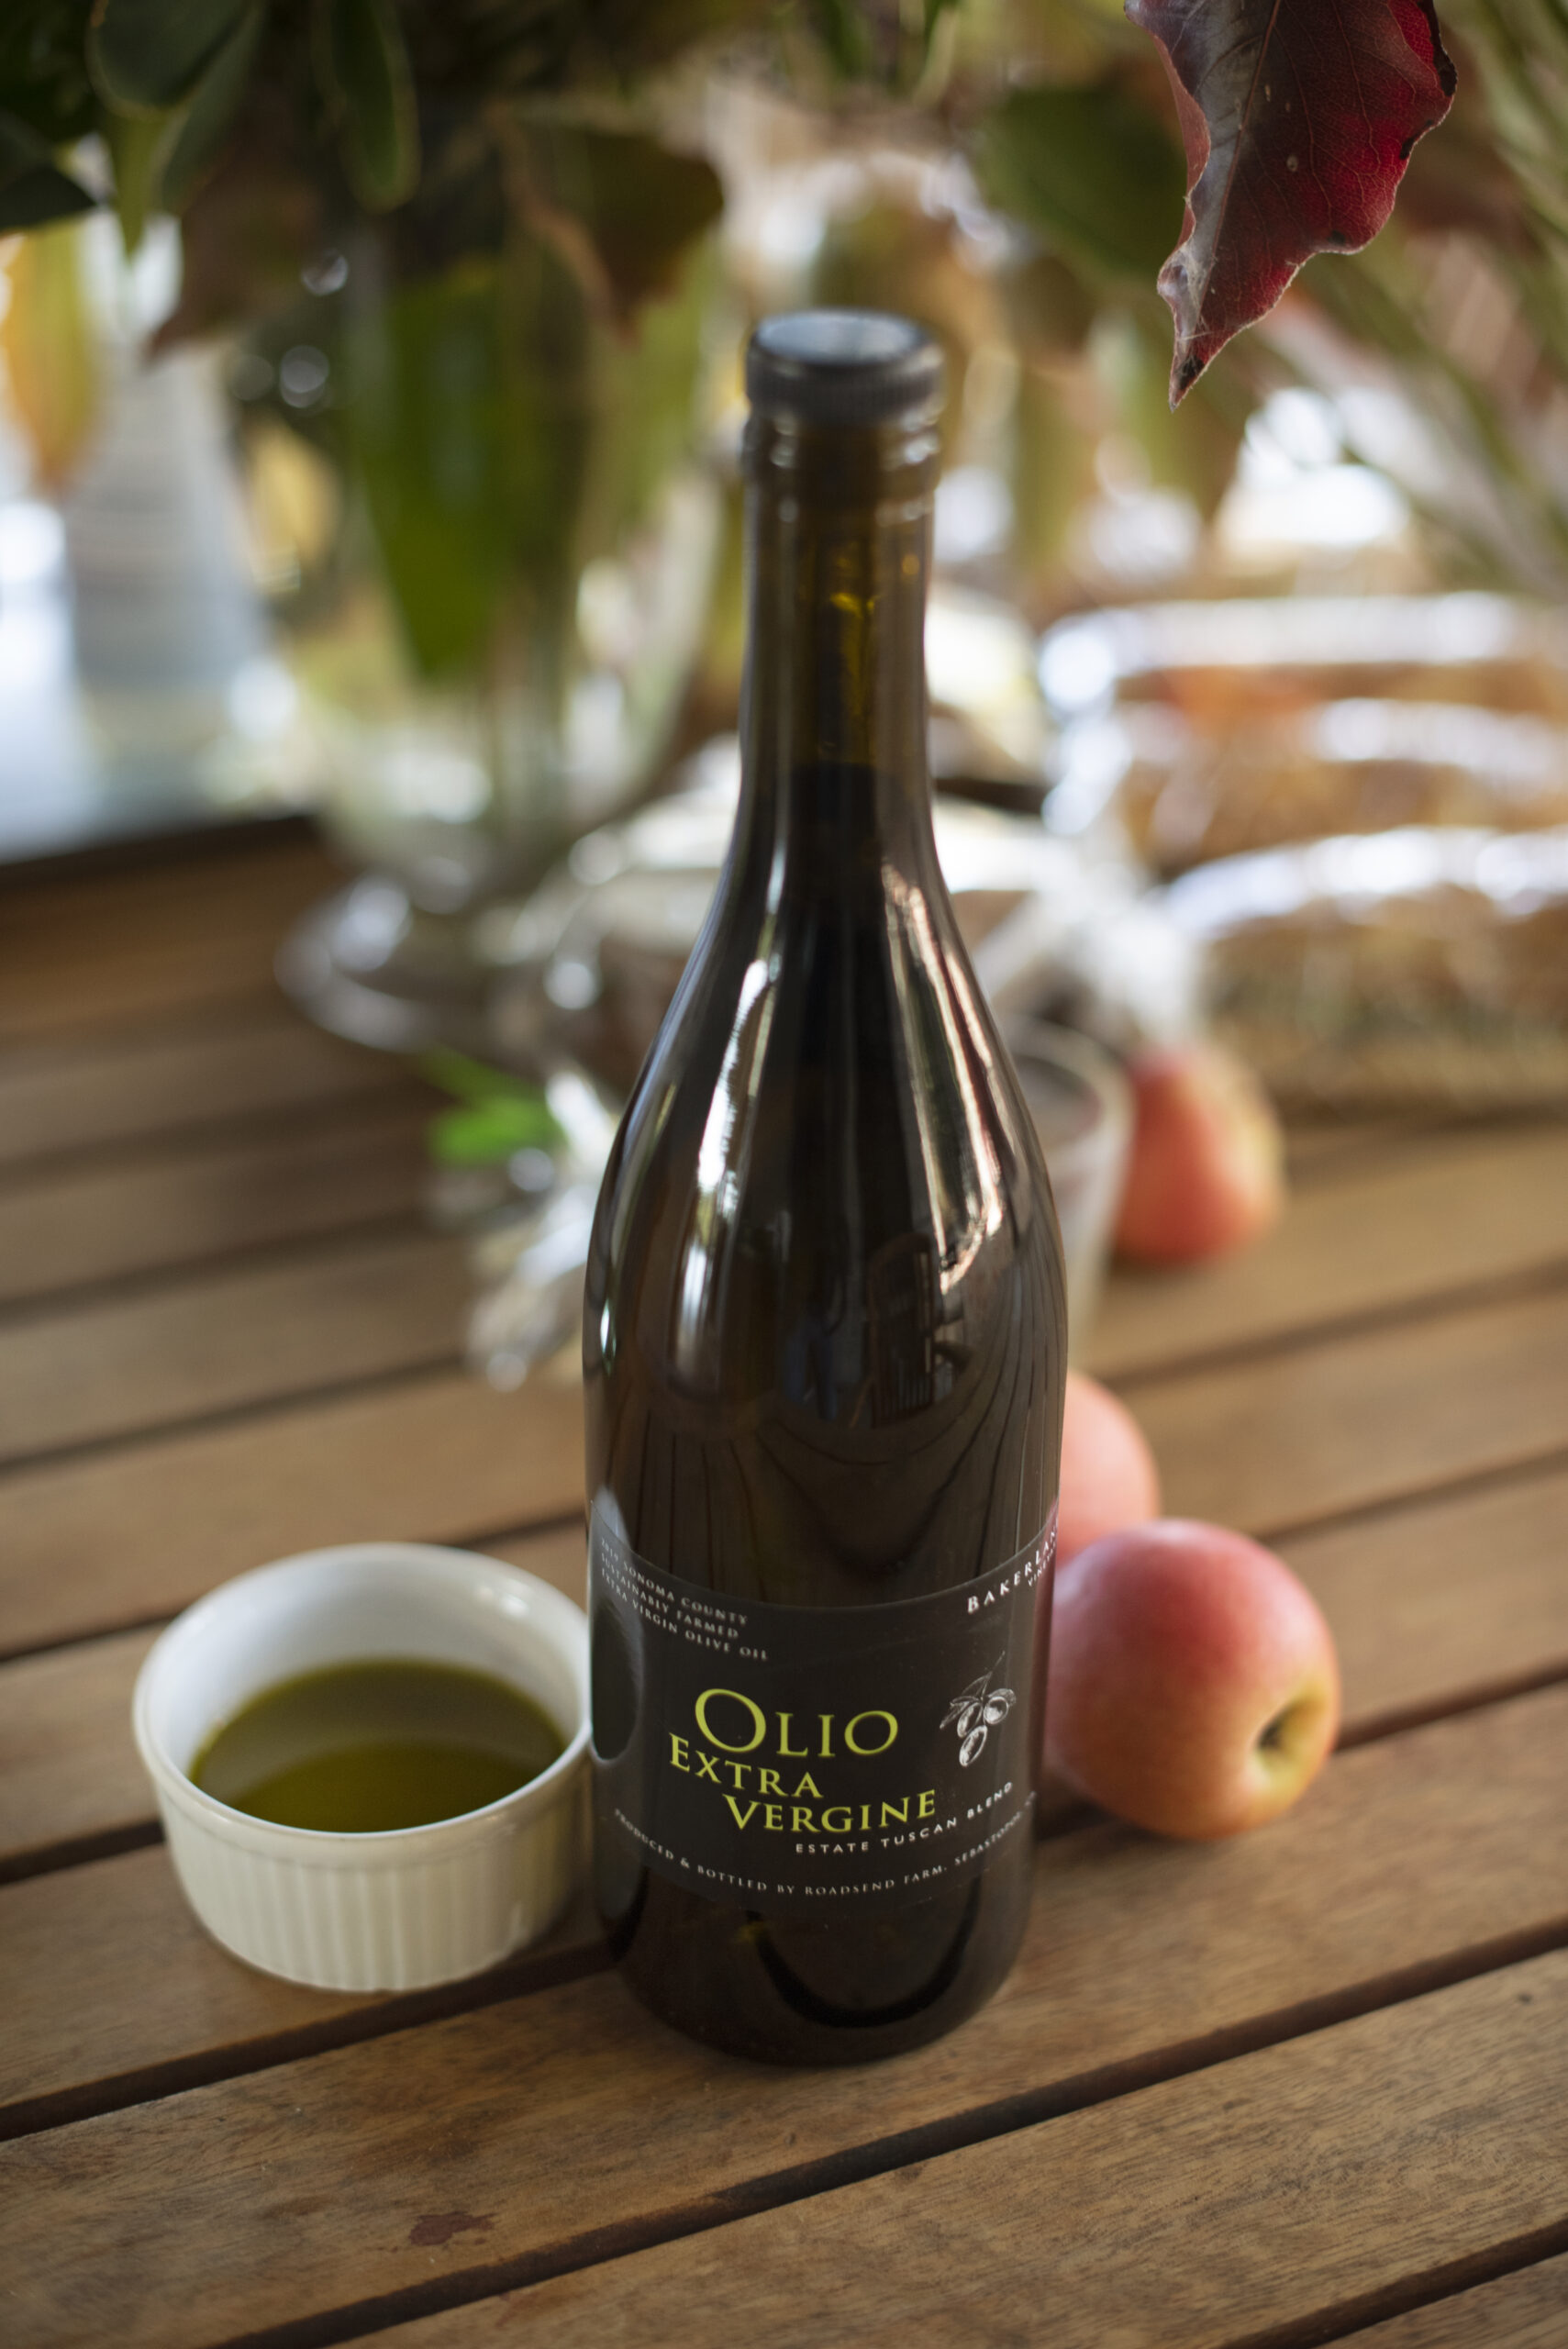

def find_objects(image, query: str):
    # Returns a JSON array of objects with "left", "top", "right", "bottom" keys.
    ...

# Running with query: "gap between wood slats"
[
  {"left": 19, "top": 1239, "right": 1553, "bottom": 1489},
  {"left": 1315, "top": 2250, "right": 1568, "bottom": 2349},
  {"left": 0, "top": 1221, "right": 473, "bottom": 1472},
  {"left": 0, "top": 1344, "right": 464, "bottom": 1482},
  {"left": 0, "top": 863, "right": 342, "bottom": 1046},
  {"left": 66, "top": 1953, "right": 1568, "bottom": 2349},
  {"left": 1253, "top": 1440, "right": 1568, "bottom": 1552},
  {"left": 10, "top": 1647, "right": 1568, "bottom": 1898},
  {"left": 1090, "top": 1115, "right": 1568, "bottom": 1384},
  {"left": 0, "top": 829, "right": 331, "bottom": 934},
  {"left": 1216, "top": 2232, "right": 1568, "bottom": 2349},
  {"left": 0, "top": 814, "right": 319, "bottom": 896},
  {"left": 0, "top": 1820, "right": 163, "bottom": 1889},
  {"left": 0, "top": 1368, "right": 587, "bottom": 1661},
  {"left": 3, "top": 1415, "right": 1561, "bottom": 1679},
  {"left": 0, "top": 1000, "right": 421, "bottom": 1170},
  {"left": 4, "top": 1436, "right": 1565, "bottom": 1852},
  {"left": 4, "top": 1698, "right": 1564, "bottom": 2348},
  {"left": 0, "top": 1923, "right": 616, "bottom": 2145},
  {"left": 0, "top": 1208, "right": 432, "bottom": 1325},
  {"left": 0, "top": 1240, "right": 1558, "bottom": 1644},
  {"left": 0, "top": 961, "right": 313, "bottom": 1057},
  {"left": 0, "top": 1082, "right": 429, "bottom": 1206},
  {"left": 4, "top": 1681, "right": 1564, "bottom": 2149},
  {"left": 220, "top": 2225, "right": 1568, "bottom": 2349},
  {"left": 0, "top": 1505, "right": 586, "bottom": 1671},
  {"left": 6, "top": 1873, "right": 1564, "bottom": 2162},
  {"left": 1103, "top": 1254, "right": 1568, "bottom": 1396},
  {"left": 198, "top": 2232, "right": 1568, "bottom": 2349}
]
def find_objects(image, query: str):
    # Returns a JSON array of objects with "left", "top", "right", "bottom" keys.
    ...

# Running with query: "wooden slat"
[
  {"left": 0, "top": 839, "right": 339, "bottom": 1044},
  {"left": 0, "top": 833, "right": 330, "bottom": 944},
  {"left": 0, "top": 1630, "right": 158, "bottom": 1872},
  {"left": 1339, "top": 2253, "right": 1568, "bottom": 2348},
  {"left": 0, "top": 1853, "right": 606, "bottom": 2139},
  {"left": 1282, "top": 1115, "right": 1441, "bottom": 1179},
  {"left": 0, "top": 1006, "right": 418, "bottom": 1169},
  {"left": 12, "top": 1449, "right": 1568, "bottom": 1877},
  {"left": 0, "top": 1101, "right": 430, "bottom": 1305},
  {"left": 0, "top": 1525, "right": 585, "bottom": 1873},
  {"left": 1282, "top": 1460, "right": 1568, "bottom": 1731},
  {"left": 3, "top": 1690, "right": 1563, "bottom": 2339},
  {"left": 361, "top": 1954, "right": 1568, "bottom": 2349},
  {"left": 0, "top": 1370, "right": 584, "bottom": 1653},
  {"left": 1088, "top": 1120, "right": 1568, "bottom": 1381},
  {"left": 1132, "top": 1281, "right": 1568, "bottom": 1537},
  {"left": 3, "top": 1264, "right": 1562, "bottom": 1663},
  {"left": 0, "top": 1227, "right": 468, "bottom": 1464}
]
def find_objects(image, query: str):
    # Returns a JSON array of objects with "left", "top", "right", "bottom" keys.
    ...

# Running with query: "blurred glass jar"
[{"left": 233, "top": 165, "right": 727, "bottom": 1051}]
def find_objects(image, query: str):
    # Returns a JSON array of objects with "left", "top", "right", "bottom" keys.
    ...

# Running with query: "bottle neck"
[{"left": 736, "top": 412, "right": 939, "bottom": 881}]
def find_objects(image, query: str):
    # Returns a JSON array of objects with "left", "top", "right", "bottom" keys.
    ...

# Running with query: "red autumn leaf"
[{"left": 1128, "top": 0, "right": 1457, "bottom": 403}]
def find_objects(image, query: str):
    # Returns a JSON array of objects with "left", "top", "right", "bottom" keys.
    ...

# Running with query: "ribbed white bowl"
[{"left": 133, "top": 1543, "right": 589, "bottom": 1992}]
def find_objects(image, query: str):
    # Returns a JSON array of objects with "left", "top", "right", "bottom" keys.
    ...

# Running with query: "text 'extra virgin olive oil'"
[
  {"left": 192, "top": 1660, "right": 564, "bottom": 1832},
  {"left": 584, "top": 312, "right": 1067, "bottom": 2065}
]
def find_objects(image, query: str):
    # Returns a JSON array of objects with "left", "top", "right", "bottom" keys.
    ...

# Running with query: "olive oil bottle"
[{"left": 584, "top": 312, "right": 1066, "bottom": 2063}]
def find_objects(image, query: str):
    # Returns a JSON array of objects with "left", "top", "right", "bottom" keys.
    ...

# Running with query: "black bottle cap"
[{"left": 746, "top": 310, "right": 944, "bottom": 428}]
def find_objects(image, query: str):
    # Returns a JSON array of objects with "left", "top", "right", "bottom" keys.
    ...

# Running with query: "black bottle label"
[{"left": 589, "top": 1505, "right": 1054, "bottom": 1917}]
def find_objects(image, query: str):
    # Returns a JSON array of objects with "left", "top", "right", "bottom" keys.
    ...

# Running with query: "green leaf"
[
  {"left": 88, "top": 0, "right": 254, "bottom": 116},
  {"left": 1099, "top": 309, "right": 1254, "bottom": 520},
  {"left": 104, "top": 105, "right": 176, "bottom": 252},
  {"left": 314, "top": 0, "right": 419, "bottom": 211},
  {"left": 419, "top": 1049, "right": 551, "bottom": 1106},
  {"left": 976, "top": 80, "right": 1186, "bottom": 284},
  {"left": 0, "top": 161, "right": 96, "bottom": 232},
  {"left": 1009, "top": 365, "right": 1098, "bottom": 573},
  {"left": 0, "top": 107, "right": 53, "bottom": 184},
  {"left": 809, "top": 0, "right": 874, "bottom": 76},
  {"left": 0, "top": 3, "right": 99, "bottom": 146},
  {"left": 342, "top": 132, "right": 715, "bottom": 685},
  {"left": 1002, "top": 250, "right": 1099, "bottom": 361},
  {"left": 160, "top": 1, "right": 262, "bottom": 214},
  {"left": 519, "top": 125, "right": 723, "bottom": 322},
  {"left": 0, "top": 108, "right": 95, "bottom": 233},
  {"left": 428, "top": 1097, "right": 564, "bottom": 1166},
  {"left": 0, "top": 215, "right": 100, "bottom": 483},
  {"left": 344, "top": 258, "right": 527, "bottom": 675}
]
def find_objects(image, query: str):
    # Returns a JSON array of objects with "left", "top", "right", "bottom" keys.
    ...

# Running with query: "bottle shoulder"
[
  {"left": 592, "top": 857, "right": 1057, "bottom": 1308},
  {"left": 583, "top": 852, "right": 1067, "bottom": 1597}
]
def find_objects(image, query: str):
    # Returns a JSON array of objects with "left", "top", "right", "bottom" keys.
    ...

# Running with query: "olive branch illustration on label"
[{"left": 941, "top": 1659, "right": 1016, "bottom": 1766}]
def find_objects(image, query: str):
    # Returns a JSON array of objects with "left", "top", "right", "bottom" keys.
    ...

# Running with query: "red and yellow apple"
[
  {"left": 1043, "top": 1519, "right": 1340, "bottom": 1840},
  {"left": 1058, "top": 1370, "right": 1161, "bottom": 1564},
  {"left": 1115, "top": 1041, "right": 1285, "bottom": 1264}
]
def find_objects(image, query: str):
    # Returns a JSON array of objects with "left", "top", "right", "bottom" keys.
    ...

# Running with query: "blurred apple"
[
  {"left": 1044, "top": 1520, "right": 1340, "bottom": 1840},
  {"left": 1115, "top": 1041, "right": 1285, "bottom": 1264},
  {"left": 1058, "top": 1370, "right": 1161, "bottom": 1564}
]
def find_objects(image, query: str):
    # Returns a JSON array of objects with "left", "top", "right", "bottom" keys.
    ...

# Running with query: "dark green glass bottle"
[{"left": 584, "top": 311, "right": 1066, "bottom": 2064}]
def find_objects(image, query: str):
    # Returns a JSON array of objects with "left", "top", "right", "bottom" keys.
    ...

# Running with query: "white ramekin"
[{"left": 132, "top": 1542, "right": 589, "bottom": 1993}]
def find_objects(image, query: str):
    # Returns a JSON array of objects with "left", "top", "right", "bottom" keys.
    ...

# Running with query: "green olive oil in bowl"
[{"left": 192, "top": 1659, "right": 565, "bottom": 1833}]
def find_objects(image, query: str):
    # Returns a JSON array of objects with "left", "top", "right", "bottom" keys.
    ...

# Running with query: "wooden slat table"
[{"left": 3, "top": 831, "right": 1566, "bottom": 2349}]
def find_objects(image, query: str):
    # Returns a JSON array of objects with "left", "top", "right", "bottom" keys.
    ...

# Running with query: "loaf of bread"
[
  {"left": 1095, "top": 698, "right": 1568, "bottom": 875},
  {"left": 1161, "top": 829, "right": 1568, "bottom": 1106},
  {"left": 1040, "top": 594, "right": 1568, "bottom": 726}
]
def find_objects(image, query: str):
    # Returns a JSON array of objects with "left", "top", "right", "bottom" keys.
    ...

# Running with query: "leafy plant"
[
  {"left": 2, "top": 0, "right": 1567, "bottom": 587},
  {"left": 1129, "top": 0, "right": 1457, "bottom": 399}
]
